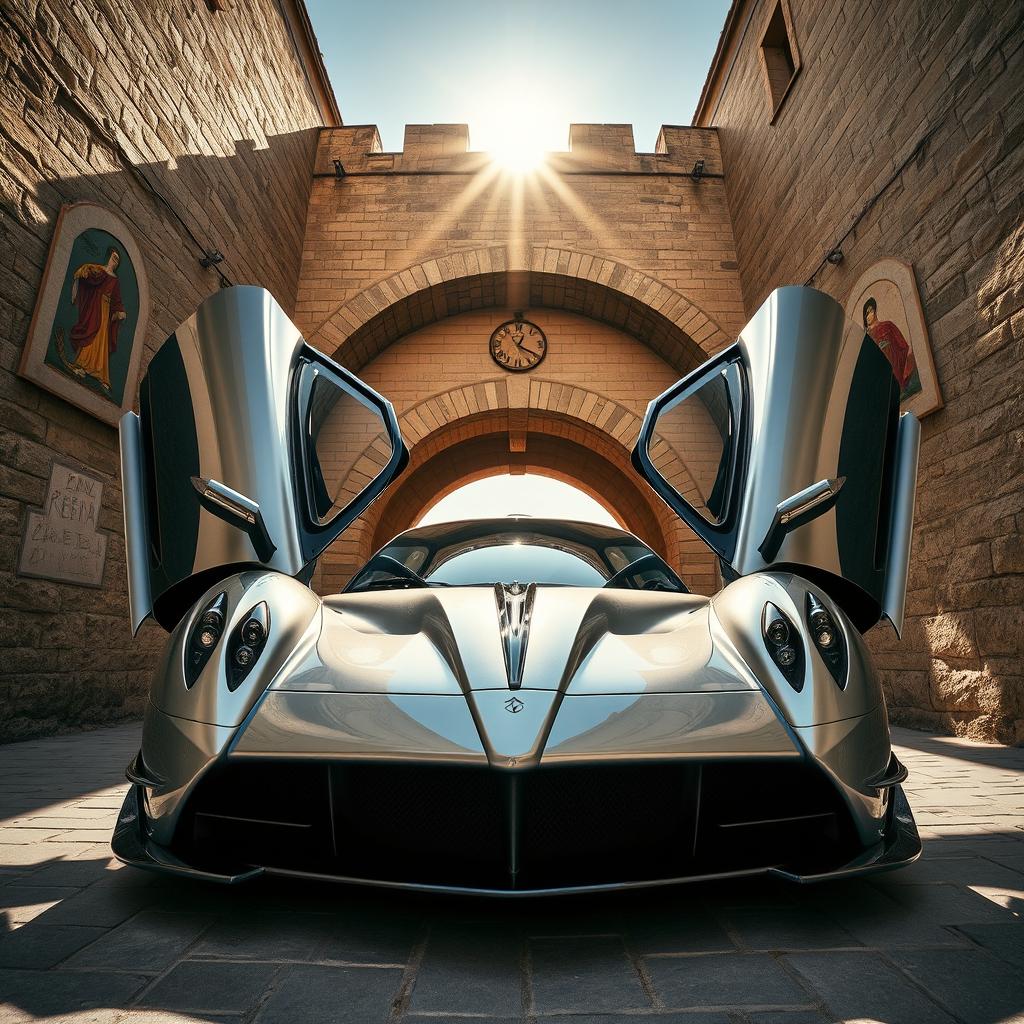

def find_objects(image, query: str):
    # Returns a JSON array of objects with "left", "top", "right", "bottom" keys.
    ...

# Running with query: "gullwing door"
[
  {"left": 633, "top": 286, "right": 920, "bottom": 634},
  {"left": 120, "top": 286, "right": 408, "bottom": 633}
]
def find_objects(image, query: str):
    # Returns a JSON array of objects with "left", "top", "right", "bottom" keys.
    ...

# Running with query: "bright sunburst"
[
  {"left": 490, "top": 135, "right": 547, "bottom": 173},
  {"left": 468, "top": 88, "right": 566, "bottom": 174}
]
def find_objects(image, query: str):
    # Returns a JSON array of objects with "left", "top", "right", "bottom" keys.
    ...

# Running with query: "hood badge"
[
  {"left": 494, "top": 581, "right": 536, "bottom": 690},
  {"left": 504, "top": 696, "right": 525, "bottom": 714}
]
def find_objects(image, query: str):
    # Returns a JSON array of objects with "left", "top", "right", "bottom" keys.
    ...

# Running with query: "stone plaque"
[{"left": 17, "top": 463, "right": 108, "bottom": 587}]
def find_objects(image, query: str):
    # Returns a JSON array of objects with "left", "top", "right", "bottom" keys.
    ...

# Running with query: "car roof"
[{"left": 383, "top": 517, "right": 645, "bottom": 550}]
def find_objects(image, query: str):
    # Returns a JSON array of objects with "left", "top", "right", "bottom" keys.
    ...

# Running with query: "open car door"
[
  {"left": 120, "top": 286, "right": 408, "bottom": 634},
  {"left": 633, "top": 286, "right": 920, "bottom": 634}
]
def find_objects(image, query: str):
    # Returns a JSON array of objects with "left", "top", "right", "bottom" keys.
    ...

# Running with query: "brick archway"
[
  {"left": 313, "top": 378, "right": 721, "bottom": 597},
  {"left": 307, "top": 259, "right": 731, "bottom": 598},
  {"left": 305, "top": 245, "right": 732, "bottom": 375}
]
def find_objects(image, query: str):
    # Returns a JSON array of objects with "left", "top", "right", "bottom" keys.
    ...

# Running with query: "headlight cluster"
[
  {"left": 184, "top": 594, "right": 270, "bottom": 690},
  {"left": 227, "top": 601, "right": 270, "bottom": 691},
  {"left": 762, "top": 594, "right": 848, "bottom": 691},
  {"left": 186, "top": 592, "right": 227, "bottom": 686},
  {"left": 761, "top": 602, "right": 803, "bottom": 690},
  {"left": 806, "top": 593, "right": 847, "bottom": 686}
]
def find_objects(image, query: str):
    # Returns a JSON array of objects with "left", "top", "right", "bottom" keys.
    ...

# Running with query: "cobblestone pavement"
[{"left": 0, "top": 725, "right": 1022, "bottom": 1024}]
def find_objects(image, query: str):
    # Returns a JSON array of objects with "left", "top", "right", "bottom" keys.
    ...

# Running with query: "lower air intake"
[{"left": 174, "top": 760, "right": 857, "bottom": 890}]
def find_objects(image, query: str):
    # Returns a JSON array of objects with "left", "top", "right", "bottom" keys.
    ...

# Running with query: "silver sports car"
[{"left": 112, "top": 284, "right": 922, "bottom": 894}]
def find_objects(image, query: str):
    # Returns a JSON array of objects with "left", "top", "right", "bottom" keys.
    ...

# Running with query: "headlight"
[
  {"left": 806, "top": 593, "right": 847, "bottom": 686},
  {"left": 761, "top": 602, "right": 803, "bottom": 690},
  {"left": 227, "top": 601, "right": 270, "bottom": 690},
  {"left": 185, "top": 592, "right": 227, "bottom": 686}
]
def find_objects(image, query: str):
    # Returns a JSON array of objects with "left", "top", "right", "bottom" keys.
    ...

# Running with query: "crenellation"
[
  {"left": 315, "top": 123, "right": 727, "bottom": 175},
  {"left": 403, "top": 122, "right": 470, "bottom": 155},
  {"left": 567, "top": 123, "right": 637, "bottom": 168}
]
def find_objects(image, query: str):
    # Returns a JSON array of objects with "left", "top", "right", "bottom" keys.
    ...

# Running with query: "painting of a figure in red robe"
[
  {"left": 862, "top": 296, "right": 921, "bottom": 400},
  {"left": 846, "top": 259, "right": 941, "bottom": 417},
  {"left": 42, "top": 226, "right": 140, "bottom": 407},
  {"left": 19, "top": 202, "right": 148, "bottom": 427},
  {"left": 64, "top": 247, "right": 128, "bottom": 390}
]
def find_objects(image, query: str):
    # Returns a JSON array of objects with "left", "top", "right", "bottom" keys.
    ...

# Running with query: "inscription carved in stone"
[{"left": 17, "top": 462, "right": 108, "bottom": 587}]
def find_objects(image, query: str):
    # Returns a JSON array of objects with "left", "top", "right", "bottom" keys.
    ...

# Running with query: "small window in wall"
[{"left": 759, "top": 0, "right": 801, "bottom": 123}]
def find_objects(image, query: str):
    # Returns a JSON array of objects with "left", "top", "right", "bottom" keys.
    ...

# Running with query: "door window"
[
  {"left": 304, "top": 372, "right": 395, "bottom": 526},
  {"left": 644, "top": 361, "right": 742, "bottom": 527}
]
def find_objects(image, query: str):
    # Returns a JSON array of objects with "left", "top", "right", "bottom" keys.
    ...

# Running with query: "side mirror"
[
  {"left": 758, "top": 477, "right": 845, "bottom": 562},
  {"left": 191, "top": 477, "right": 277, "bottom": 563}
]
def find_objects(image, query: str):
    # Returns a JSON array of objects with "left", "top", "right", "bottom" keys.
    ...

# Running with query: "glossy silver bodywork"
[
  {"left": 116, "top": 565, "right": 917, "bottom": 890},
  {"left": 121, "top": 287, "right": 307, "bottom": 634},
  {"left": 635, "top": 286, "right": 921, "bottom": 634},
  {"left": 119, "top": 285, "right": 406, "bottom": 634},
  {"left": 882, "top": 413, "right": 921, "bottom": 635},
  {"left": 119, "top": 412, "right": 154, "bottom": 636},
  {"left": 113, "top": 284, "right": 921, "bottom": 894}
]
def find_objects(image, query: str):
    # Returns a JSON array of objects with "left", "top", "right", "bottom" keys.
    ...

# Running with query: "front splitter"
[{"left": 112, "top": 782, "right": 921, "bottom": 896}]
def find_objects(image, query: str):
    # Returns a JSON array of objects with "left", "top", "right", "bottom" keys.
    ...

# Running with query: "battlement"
[{"left": 315, "top": 123, "right": 722, "bottom": 176}]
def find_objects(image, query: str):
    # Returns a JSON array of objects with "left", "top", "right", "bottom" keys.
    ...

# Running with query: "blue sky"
[{"left": 306, "top": 0, "right": 732, "bottom": 153}]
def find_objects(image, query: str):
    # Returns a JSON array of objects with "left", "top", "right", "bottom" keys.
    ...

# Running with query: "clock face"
[{"left": 489, "top": 318, "right": 548, "bottom": 372}]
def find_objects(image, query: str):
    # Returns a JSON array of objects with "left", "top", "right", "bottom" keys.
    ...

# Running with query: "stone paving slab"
[{"left": 0, "top": 723, "right": 1021, "bottom": 1023}]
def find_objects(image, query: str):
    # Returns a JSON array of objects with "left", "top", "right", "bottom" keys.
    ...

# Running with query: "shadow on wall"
[{"left": 0, "top": 127, "right": 321, "bottom": 745}]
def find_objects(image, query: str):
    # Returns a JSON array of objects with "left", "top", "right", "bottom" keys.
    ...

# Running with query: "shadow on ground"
[{"left": 1, "top": 826, "right": 1023, "bottom": 1024}]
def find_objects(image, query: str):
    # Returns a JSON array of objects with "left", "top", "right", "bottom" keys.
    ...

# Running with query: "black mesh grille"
[
  {"left": 332, "top": 764, "right": 508, "bottom": 887},
  {"left": 173, "top": 759, "right": 857, "bottom": 889}
]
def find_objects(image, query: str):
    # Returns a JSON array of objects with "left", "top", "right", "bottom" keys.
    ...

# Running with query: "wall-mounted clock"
[{"left": 489, "top": 317, "right": 547, "bottom": 372}]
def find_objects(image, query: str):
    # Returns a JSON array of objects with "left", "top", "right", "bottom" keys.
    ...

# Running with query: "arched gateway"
[{"left": 304, "top": 249, "right": 732, "bottom": 597}]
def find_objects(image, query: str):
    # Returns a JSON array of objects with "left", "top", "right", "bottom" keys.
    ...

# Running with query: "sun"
[
  {"left": 468, "top": 89, "right": 563, "bottom": 174},
  {"left": 490, "top": 135, "right": 547, "bottom": 173}
]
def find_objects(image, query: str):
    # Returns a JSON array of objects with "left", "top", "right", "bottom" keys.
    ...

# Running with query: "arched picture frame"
[
  {"left": 17, "top": 202, "right": 150, "bottom": 427},
  {"left": 845, "top": 258, "right": 943, "bottom": 419}
]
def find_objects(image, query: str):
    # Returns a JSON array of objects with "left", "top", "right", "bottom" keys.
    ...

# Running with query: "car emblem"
[{"left": 504, "top": 696, "right": 525, "bottom": 714}]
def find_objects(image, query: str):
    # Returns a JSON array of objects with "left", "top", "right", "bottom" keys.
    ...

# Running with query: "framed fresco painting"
[
  {"left": 845, "top": 258, "right": 943, "bottom": 419},
  {"left": 17, "top": 202, "right": 150, "bottom": 427}
]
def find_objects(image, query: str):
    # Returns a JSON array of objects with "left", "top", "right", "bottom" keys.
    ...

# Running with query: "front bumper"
[{"left": 112, "top": 765, "right": 920, "bottom": 895}]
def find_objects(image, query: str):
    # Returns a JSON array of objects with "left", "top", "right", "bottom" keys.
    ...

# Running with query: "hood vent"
[{"left": 494, "top": 582, "right": 536, "bottom": 689}]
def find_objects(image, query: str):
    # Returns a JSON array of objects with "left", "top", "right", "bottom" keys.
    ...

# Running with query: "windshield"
[{"left": 345, "top": 519, "right": 687, "bottom": 592}]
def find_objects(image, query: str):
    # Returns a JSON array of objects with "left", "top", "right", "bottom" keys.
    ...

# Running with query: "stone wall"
[
  {"left": 296, "top": 124, "right": 745, "bottom": 598},
  {"left": 0, "top": 0, "right": 328, "bottom": 741},
  {"left": 297, "top": 123, "right": 745, "bottom": 362},
  {"left": 698, "top": 0, "right": 1023, "bottom": 742}
]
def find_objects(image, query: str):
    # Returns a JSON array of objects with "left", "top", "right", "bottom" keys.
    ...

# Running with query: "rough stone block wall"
[
  {"left": 0, "top": 1, "right": 325, "bottom": 741},
  {"left": 702, "top": 0, "right": 1023, "bottom": 742}
]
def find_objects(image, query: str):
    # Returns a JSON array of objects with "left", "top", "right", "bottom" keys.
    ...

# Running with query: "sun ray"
[
  {"left": 405, "top": 159, "right": 504, "bottom": 257},
  {"left": 535, "top": 161, "right": 627, "bottom": 253}
]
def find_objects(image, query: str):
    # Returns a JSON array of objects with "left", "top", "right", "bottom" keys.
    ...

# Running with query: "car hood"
[{"left": 273, "top": 586, "right": 757, "bottom": 697}]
